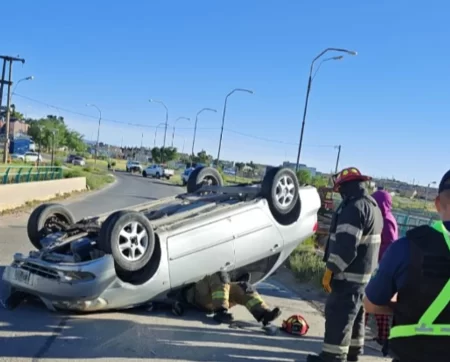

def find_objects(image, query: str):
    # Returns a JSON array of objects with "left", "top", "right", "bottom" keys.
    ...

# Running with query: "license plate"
[{"left": 13, "top": 268, "right": 32, "bottom": 286}]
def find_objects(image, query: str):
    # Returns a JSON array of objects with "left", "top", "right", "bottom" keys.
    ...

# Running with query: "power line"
[
  {"left": 224, "top": 128, "right": 336, "bottom": 148},
  {"left": 13, "top": 92, "right": 336, "bottom": 149}
]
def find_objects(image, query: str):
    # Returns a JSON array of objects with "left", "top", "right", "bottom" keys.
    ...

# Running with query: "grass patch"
[
  {"left": 287, "top": 236, "right": 325, "bottom": 289},
  {"left": 64, "top": 164, "right": 114, "bottom": 190}
]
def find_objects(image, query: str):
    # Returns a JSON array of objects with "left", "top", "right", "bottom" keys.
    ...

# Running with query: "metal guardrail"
[
  {"left": 392, "top": 211, "right": 437, "bottom": 237},
  {"left": 0, "top": 166, "right": 63, "bottom": 184}
]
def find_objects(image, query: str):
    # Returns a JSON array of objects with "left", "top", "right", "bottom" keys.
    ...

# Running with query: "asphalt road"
[{"left": 0, "top": 172, "right": 387, "bottom": 362}]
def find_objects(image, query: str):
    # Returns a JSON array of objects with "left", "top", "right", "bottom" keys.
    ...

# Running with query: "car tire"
[
  {"left": 27, "top": 203, "right": 76, "bottom": 250},
  {"left": 186, "top": 166, "right": 224, "bottom": 193},
  {"left": 156, "top": 172, "right": 160, "bottom": 179},
  {"left": 98, "top": 211, "right": 156, "bottom": 272},
  {"left": 142, "top": 171, "right": 147, "bottom": 178},
  {"left": 261, "top": 167, "right": 300, "bottom": 223}
]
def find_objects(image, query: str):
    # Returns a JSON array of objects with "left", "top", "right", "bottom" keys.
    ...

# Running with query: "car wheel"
[
  {"left": 27, "top": 204, "right": 75, "bottom": 250},
  {"left": 142, "top": 171, "right": 147, "bottom": 178},
  {"left": 261, "top": 167, "right": 300, "bottom": 223},
  {"left": 186, "top": 166, "right": 224, "bottom": 193},
  {"left": 165, "top": 176, "right": 170, "bottom": 180},
  {"left": 155, "top": 172, "right": 160, "bottom": 179},
  {"left": 98, "top": 211, "right": 155, "bottom": 272}
]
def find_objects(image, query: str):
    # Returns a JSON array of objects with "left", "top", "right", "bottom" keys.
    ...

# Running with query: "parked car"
[
  {"left": 13, "top": 152, "right": 42, "bottom": 163},
  {"left": 126, "top": 160, "right": 143, "bottom": 173},
  {"left": 2, "top": 166, "right": 320, "bottom": 313},
  {"left": 72, "top": 156, "right": 86, "bottom": 166},
  {"left": 142, "top": 164, "right": 175, "bottom": 179},
  {"left": 65, "top": 154, "right": 77, "bottom": 163}
]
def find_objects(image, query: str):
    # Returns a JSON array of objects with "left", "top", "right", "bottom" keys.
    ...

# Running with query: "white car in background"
[
  {"left": 126, "top": 160, "right": 143, "bottom": 173},
  {"left": 142, "top": 164, "right": 175, "bottom": 180},
  {"left": 12, "top": 152, "right": 43, "bottom": 163},
  {"left": 72, "top": 156, "right": 86, "bottom": 166}
]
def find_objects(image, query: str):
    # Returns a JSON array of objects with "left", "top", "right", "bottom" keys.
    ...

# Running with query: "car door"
[
  {"left": 230, "top": 205, "right": 284, "bottom": 269},
  {"left": 167, "top": 216, "right": 235, "bottom": 288}
]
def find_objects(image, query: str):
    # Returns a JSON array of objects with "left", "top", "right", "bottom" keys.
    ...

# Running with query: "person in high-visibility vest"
[{"left": 364, "top": 169, "right": 450, "bottom": 362}]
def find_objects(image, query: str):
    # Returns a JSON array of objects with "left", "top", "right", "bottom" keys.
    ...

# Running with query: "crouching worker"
[{"left": 180, "top": 271, "right": 282, "bottom": 326}]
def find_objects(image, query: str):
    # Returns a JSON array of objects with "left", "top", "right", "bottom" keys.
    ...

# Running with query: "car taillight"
[{"left": 313, "top": 222, "right": 318, "bottom": 232}]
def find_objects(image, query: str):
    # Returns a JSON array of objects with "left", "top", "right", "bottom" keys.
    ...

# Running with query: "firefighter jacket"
[
  {"left": 388, "top": 221, "right": 450, "bottom": 362},
  {"left": 323, "top": 181, "right": 383, "bottom": 286}
]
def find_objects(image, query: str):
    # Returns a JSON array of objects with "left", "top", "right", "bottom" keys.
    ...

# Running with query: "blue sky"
[{"left": 2, "top": 0, "right": 449, "bottom": 185}]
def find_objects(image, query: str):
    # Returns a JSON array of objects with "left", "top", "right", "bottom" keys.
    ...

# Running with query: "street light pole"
[
  {"left": 192, "top": 108, "right": 217, "bottom": 158},
  {"left": 149, "top": 99, "right": 169, "bottom": 146},
  {"left": 171, "top": 116, "right": 190, "bottom": 147},
  {"left": 154, "top": 122, "right": 166, "bottom": 148},
  {"left": 12, "top": 75, "right": 34, "bottom": 95},
  {"left": 216, "top": 89, "right": 253, "bottom": 166},
  {"left": 86, "top": 104, "right": 102, "bottom": 165},
  {"left": 334, "top": 145, "right": 342, "bottom": 173},
  {"left": 295, "top": 48, "right": 357, "bottom": 171}
]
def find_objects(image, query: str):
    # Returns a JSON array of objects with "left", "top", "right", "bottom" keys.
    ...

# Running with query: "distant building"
[{"left": 0, "top": 118, "right": 29, "bottom": 137}]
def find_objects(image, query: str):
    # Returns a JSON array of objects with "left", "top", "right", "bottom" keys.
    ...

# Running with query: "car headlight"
[{"left": 61, "top": 271, "right": 95, "bottom": 282}]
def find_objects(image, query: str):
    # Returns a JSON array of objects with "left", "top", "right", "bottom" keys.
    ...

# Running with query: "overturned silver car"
[{"left": 2, "top": 166, "right": 320, "bottom": 312}]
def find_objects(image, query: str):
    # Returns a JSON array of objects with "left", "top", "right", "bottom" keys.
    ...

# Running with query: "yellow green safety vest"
[{"left": 389, "top": 220, "right": 450, "bottom": 339}]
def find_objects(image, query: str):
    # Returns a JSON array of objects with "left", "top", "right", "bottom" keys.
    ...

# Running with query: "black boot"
[
  {"left": 306, "top": 354, "right": 326, "bottom": 362},
  {"left": 347, "top": 355, "right": 359, "bottom": 362},
  {"left": 213, "top": 308, "right": 234, "bottom": 324},
  {"left": 261, "top": 307, "right": 282, "bottom": 326}
]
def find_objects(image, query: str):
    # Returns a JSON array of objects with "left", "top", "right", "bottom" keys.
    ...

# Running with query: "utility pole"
[
  {"left": 0, "top": 55, "right": 26, "bottom": 163},
  {"left": 334, "top": 145, "right": 341, "bottom": 173}
]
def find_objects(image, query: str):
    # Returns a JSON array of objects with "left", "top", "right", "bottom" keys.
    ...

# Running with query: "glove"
[{"left": 322, "top": 268, "right": 333, "bottom": 293}]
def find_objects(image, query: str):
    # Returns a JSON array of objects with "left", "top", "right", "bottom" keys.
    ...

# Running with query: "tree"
[
  {"left": 26, "top": 114, "right": 86, "bottom": 152},
  {"left": 246, "top": 161, "right": 255, "bottom": 169},
  {"left": 235, "top": 162, "right": 245, "bottom": 172},
  {"left": 310, "top": 175, "right": 330, "bottom": 188},
  {"left": 193, "top": 150, "right": 213, "bottom": 165},
  {"left": 296, "top": 169, "right": 312, "bottom": 185},
  {"left": 10, "top": 104, "right": 24, "bottom": 119},
  {"left": 151, "top": 146, "right": 177, "bottom": 163}
]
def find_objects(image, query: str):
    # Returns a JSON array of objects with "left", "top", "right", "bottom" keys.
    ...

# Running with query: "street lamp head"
[
  {"left": 26, "top": 76, "right": 34, "bottom": 81},
  {"left": 347, "top": 50, "right": 358, "bottom": 56},
  {"left": 332, "top": 56, "right": 344, "bottom": 61}
]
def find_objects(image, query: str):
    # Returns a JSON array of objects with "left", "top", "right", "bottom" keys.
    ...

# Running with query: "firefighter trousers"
[
  {"left": 320, "top": 283, "right": 365, "bottom": 362},
  {"left": 186, "top": 273, "right": 270, "bottom": 321}
]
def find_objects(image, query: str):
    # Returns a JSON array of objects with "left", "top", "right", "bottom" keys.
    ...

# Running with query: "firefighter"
[
  {"left": 182, "top": 271, "right": 282, "bottom": 326},
  {"left": 364, "top": 169, "right": 450, "bottom": 362},
  {"left": 307, "top": 167, "right": 383, "bottom": 362}
]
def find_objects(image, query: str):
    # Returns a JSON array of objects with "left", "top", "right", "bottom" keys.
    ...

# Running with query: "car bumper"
[{"left": 2, "top": 253, "right": 117, "bottom": 310}]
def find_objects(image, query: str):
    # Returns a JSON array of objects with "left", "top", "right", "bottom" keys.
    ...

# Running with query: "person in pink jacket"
[{"left": 365, "top": 189, "right": 399, "bottom": 345}]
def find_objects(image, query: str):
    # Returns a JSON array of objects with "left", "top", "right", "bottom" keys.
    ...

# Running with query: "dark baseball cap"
[{"left": 438, "top": 170, "right": 450, "bottom": 194}]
